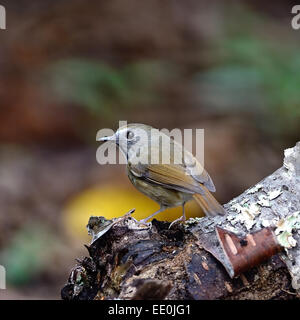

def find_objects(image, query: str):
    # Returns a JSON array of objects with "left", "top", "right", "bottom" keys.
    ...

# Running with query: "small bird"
[{"left": 98, "top": 123, "right": 225, "bottom": 227}]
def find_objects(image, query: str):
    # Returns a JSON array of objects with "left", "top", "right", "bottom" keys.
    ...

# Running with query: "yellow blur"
[{"left": 63, "top": 185, "right": 204, "bottom": 239}]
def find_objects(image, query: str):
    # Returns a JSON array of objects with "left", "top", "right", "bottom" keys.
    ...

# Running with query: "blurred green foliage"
[
  {"left": 47, "top": 59, "right": 172, "bottom": 115},
  {"left": 0, "top": 224, "right": 56, "bottom": 286},
  {"left": 43, "top": 5, "right": 299, "bottom": 141},
  {"left": 195, "top": 6, "right": 300, "bottom": 138}
]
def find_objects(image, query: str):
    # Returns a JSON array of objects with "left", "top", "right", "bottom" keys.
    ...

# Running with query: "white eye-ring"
[{"left": 126, "top": 130, "right": 134, "bottom": 140}]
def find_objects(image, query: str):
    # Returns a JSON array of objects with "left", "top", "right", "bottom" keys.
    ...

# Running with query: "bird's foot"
[
  {"left": 169, "top": 215, "right": 186, "bottom": 229},
  {"left": 131, "top": 217, "right": 152, "bottom": 229}
]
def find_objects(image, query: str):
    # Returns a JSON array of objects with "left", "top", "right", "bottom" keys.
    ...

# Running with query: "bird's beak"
[{"left": 97, "top": 135, "right": 116, "bottom": 142}]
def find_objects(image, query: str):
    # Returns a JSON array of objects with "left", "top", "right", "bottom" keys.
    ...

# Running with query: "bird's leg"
[
  {"left": 169, "top": 202, "right": 186, "bottom": 229},
  {"left": 134, "top": 206, "right": 166, "bottom": 227}
]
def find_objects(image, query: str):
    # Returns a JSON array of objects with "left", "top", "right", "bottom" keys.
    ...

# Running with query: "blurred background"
[{"left": 0, "top": 0, "right": 299, "bottom": 299}]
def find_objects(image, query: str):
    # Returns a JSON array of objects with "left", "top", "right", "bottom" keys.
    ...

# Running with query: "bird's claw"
[
  {"left": 168, "top": 216, "right": 185, "bottom": 229},
  {"left": 131, "top": 217, "right": 152, "bottom": 229}
]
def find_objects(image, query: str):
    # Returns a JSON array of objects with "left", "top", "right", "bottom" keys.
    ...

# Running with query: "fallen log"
[{"left": 61, "top": 142, "right": 300, "bottom": 300}]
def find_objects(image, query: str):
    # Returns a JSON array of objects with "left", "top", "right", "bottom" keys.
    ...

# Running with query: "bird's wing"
[
  {"left": 185, "top": 161, "right": 216, "bottom": 192},
  {"left": 128, "top": 162, "right": 208, "bottom": 195},
  {"left": 127, "top": 130, "right": 216, "bottom": 194}
]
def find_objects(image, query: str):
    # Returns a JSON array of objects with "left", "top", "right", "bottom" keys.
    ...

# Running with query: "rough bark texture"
[{"left": 61, "top": 142, "right": 300, "bottom": 300}]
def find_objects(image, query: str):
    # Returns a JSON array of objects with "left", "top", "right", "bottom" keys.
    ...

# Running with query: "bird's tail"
[{"left": 193, "top": 186, "right": 226, "bottom": 217}]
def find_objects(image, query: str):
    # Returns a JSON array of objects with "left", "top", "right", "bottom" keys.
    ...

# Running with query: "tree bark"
[{"left": 61, "top": 142, "right": 300, "bottom": 300}]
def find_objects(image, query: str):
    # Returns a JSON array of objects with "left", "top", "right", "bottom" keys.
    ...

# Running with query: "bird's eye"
[{"left": 126, "top": 130, "right": 134, "bottom": 140}]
